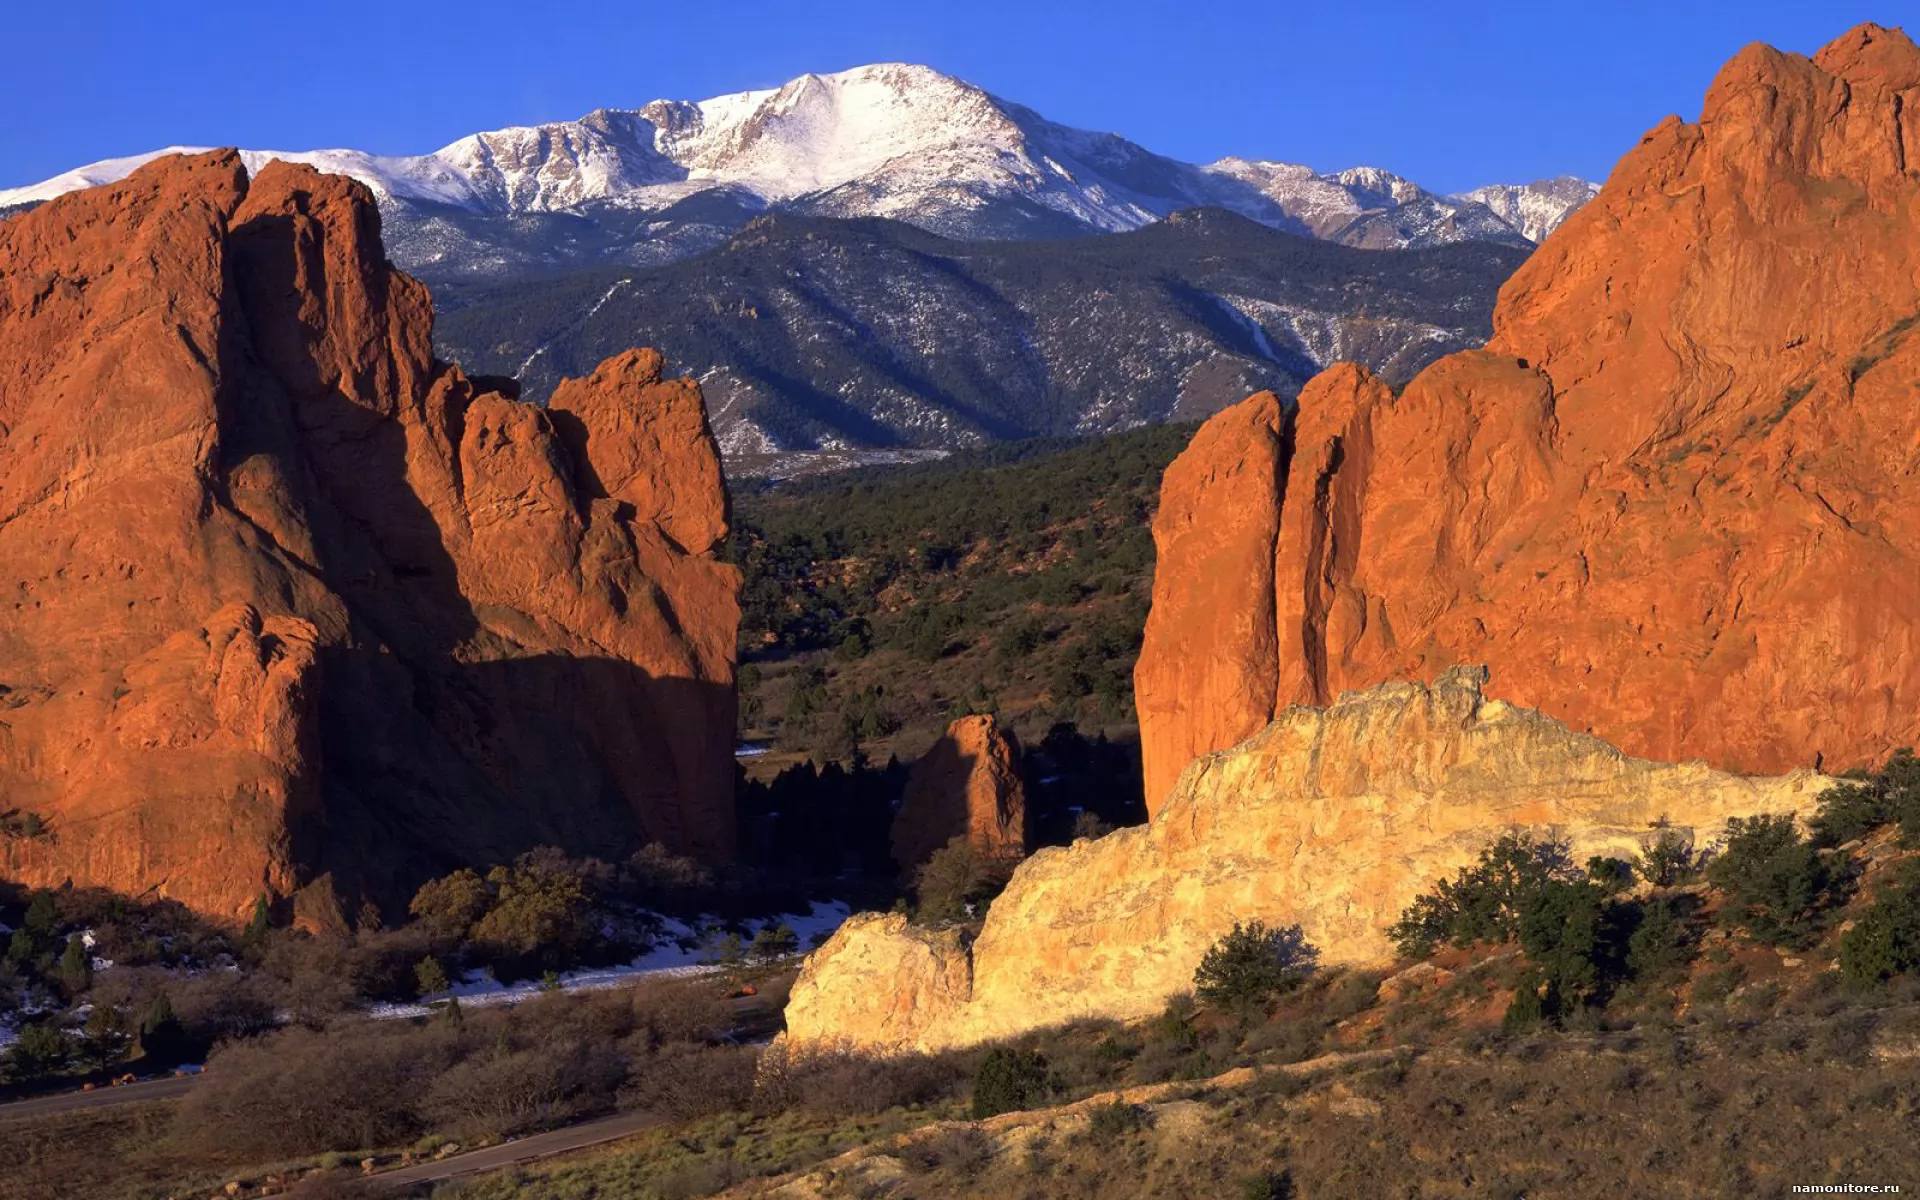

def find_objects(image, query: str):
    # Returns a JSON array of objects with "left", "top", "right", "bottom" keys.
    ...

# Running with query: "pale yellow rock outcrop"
[{"left": 783, "top": 667, "right": 1830, "bottom": 1054}]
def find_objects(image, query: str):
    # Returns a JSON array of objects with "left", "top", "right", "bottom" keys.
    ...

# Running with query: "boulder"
[
  {"left": 0, "top": 151, "right": 739, "bottom": 921},
  {"left": 1136, "top": 24, "right": 1920, "bottom": 810},
  {"left": 784, "top": 668, "right": 1827, "bottom": 1054},
  {"left": 890, "top": 714, "right": 1029, "bottom": 873}
]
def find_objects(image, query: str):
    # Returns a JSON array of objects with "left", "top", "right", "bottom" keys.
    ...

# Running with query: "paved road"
[
  {"left": 369, "top": 1109, "right": 664, "bottom": 1191},
  {"left": 0, "top": 1073, "right": 197, "bottom": 1123}
]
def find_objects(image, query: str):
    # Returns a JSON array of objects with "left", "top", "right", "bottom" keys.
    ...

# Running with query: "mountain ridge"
[
  {"left": 0, "top": 62, "right": 1594, "bottom": 272},
  {"left": 431, "top": 205, "right": 1526, "bottom": 463}
]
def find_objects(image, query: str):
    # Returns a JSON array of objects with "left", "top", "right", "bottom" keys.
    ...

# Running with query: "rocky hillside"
[
  {"left": 1136, "top": 22, "right": 1920, "bottom": 805},
  {"left": 729, "top": 424, "right": 1192, "bottom": 782},
  {"left": 784, "top": 668, "right": 1826, "bottom": 1053},
  {"left": 0, "top": 152, "right": 740, "bottom": 924},
  {"left": 0, "top": 63, "right": 1592, "bottom": 276},
  {"left": 435, "top": 208, "right": 1524, "bottom": 457}
]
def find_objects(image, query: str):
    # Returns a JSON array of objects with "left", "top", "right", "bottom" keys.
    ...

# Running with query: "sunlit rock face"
[
  {"left": 1136, "top": 24, "right": 1920, "bottom": 811},
  {"left": 785, "top": 669, "right": 1825, "bottom": 1054}
]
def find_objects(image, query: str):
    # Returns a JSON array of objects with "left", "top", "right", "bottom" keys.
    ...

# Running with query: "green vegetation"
[
  {"left": 1386, "top": 821, "right": 1838, "bottom": 1028},
  {"left": 1634, "top": 818, "right": 1703, "bottom": 886},
  {"left": 1386, "top": 832, "right": 1583, "bottom": 958},
  {"left": 1706, "top": 814, "right": 1847, "bottom": 948},
  {"left": 970, "top": 1047, "right": 1054, "bottom": 1119},
  {"left": 731, "top": 424, "right": 1190, "bottom": 765},
  {"left": 1193, "top": 922, "right": 1318, "bottom": 1016},
  {"left": 1811, "top": 747, "right": 1920, "bottom": 847},
  {"left": 1840, "top": 860, "right": 1920, "bottom": 987},
  {"left": 912, "top": 837, "right": 1017, "bottom": 925},
  {"left": 0, "top": 841, "right": 813, "bottom": 1091}
]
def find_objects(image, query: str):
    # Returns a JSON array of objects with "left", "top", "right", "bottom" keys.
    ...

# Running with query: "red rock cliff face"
[
  {"left": 0, "top": 151, "right": 740, "bottom": 920},
  {"left": 1137, "top": 23, "right": 1920, "bottom": 810},
  {"left": 890, "top": 715, "right": 1029, "bottom": 875}
]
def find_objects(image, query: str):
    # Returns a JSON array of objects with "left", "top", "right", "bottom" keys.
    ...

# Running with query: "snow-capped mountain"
[
  {"left": 433, "top": 207, "right": 1527, "bottom": 470},
  {"left": 1, "top": 63, "right": 1593, "bottom": 275},
  {"left": 1458, "top": 177, "right": 1603, "bottom": 243}
]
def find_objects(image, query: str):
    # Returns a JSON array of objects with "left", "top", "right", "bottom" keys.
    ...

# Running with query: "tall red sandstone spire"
[
  {"left": 0, "top": 151, "right": 740, "bottom": 920},
  {"left": 1137, "top": 23, "right": 1920, "bottom": 810}
]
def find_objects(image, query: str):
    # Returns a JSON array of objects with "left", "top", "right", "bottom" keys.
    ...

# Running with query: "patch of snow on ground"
[{"left": 365, "top": 901, "right": 851, "bottom": 1021}]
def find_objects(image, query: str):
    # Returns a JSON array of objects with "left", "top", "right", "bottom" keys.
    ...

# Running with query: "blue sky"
[{"left": 2, "top": 2, "right": 1906, "bottom": 194}]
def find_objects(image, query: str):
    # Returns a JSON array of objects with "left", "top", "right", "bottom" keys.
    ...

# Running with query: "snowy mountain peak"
[{"left": 1, "top": 64, "right": 1596, "bottom": 253}]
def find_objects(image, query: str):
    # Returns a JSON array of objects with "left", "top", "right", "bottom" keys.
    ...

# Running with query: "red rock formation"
[
  {"left": 1137, "top": 23, "right": 1920, "bottom": 810},
  {"left": 891, "top": 715, "right": 1029, "bottom": 873},
  {"left": 0, "top": 151, "right": 739, "bottom": 921}
]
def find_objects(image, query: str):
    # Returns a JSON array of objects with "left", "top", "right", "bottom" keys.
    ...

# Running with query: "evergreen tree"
[
  {"left": 138, "top": 993, "right": 186, "bottom": 1067},
  {"left": 57, "top": 935, "right": 92, "bottom": 997},
  {"left": 415, "top": 956, "right": 451, "bottom": 998}
]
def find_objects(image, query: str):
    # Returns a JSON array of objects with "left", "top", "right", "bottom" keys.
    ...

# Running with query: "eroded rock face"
[
  {"left": 1137, "top": 24, "right": 1920, "bottom": 809},
  {"left": 890, "top": 715, "right": 1029, "bottom": 874},
  {"left": 784, "top": 669, "right": 1826, "bottom": 1054},
  {"left": 0, "top": 151, "right": 739, "bottom": 921}
]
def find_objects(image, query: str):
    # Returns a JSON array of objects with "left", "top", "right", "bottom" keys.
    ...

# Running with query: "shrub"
[
  {"left": 623, "top": 1043, "right": 757, "bottom": 1119},
  {"left": 1840, "top": 861, "right": 1920, "bottom": 987},
  {"left": 754, "top": 1042, "right": 965, "bottom": 1118},
  {"left": 1070, "top": 811, "right": 1115, "bottom": 841},
  {"left": 623, "top": 843, "right": 715, "bottom": 909},
  {"left": 80, "top": 1003, "right": 133, "bottom": 1072},
  {"left": 470, "top": 858, "right": 591, "bottom": 974},
  {"left": 1149, "top": 993, "right": 1202, "bottom": 1052},
  {"left": 1586, "top": 856, "right": 1635, "bottom": 893},
  {"left": 1626, "top": 896, "right": 1696, "bottom": 981},
  {"left": 408, "top": 868, "right": 491, "bottom": 937},
  {"left": 1085, "top": 1099, "right": 1144, "bottom": 1143},
  {"left": 901, "top": 1126, "right": 994, "bottom": 1175},
  {"left": 629, "top": 979, "right": 733, "bottom": 1047},
  {"left": 1242, "top": 1171, "right": 1296, "bottom": 1200},
  {"left": 914, "top": 837, "right": 1015, "bottom": 924},
  {"left": 1706, "top": 814, "right": 1845, "bottom": 948},
  {"left": 421, "top": 1038, "right": 623, "bottom": 1139},
  {"left": 1193, "top": 921, "right": 1318, "bottom": 1015},
  {"left": 749, "top": 922, "right": 800, "bottom": 960},
  {"left": 5, "top": 1021, "right": 71, "bottom": 1079},
  {"left": 1636, "top": 821, "right": 1702, "bottom": 886},
  {"left": 1502, "top": 976, "right": 1547, "bottom": 1031},
  {"left": 415, "top": 956, "right": 451, "bottom": 998},
  {"left": 971, "top": 1046, "right": 1053, "bottom": 1119},
  {"left": 1388, "top": 832, "right": 1578, "bottom": 957},
  {"left": 1810, "top": 749, "right": 1920, "bottom": 848},
  {"left": 177, "top": 1026, "right": 446, "bottom": 1157}
]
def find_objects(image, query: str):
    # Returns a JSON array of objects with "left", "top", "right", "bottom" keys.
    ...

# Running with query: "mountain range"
[
  {"left": 3, "top": 64, "right": 1591, "bottom": 463},
  {"left": 434, "top": 207, "right": 1526, "bottom": 468},
  {"left": 1, "top": 63, "right": 1592, "bottom": 275}
]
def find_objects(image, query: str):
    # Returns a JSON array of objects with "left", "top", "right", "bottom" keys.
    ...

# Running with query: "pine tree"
[
  {"left": 23, "top": 890, "right": 56, "bottom": 936},
  {"left": 57, "top": 935, "right": 92, "bottom": 997},
  {"left": 138, "top": 993, "right": 185, "bottom": 1066},
  {"left": 415, "top": 955, "right": 451, "bottom": 998}
]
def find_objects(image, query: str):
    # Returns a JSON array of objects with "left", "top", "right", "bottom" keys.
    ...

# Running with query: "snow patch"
[{"left": 364, "top": 901, "right": 851, "bottom": 1021}]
